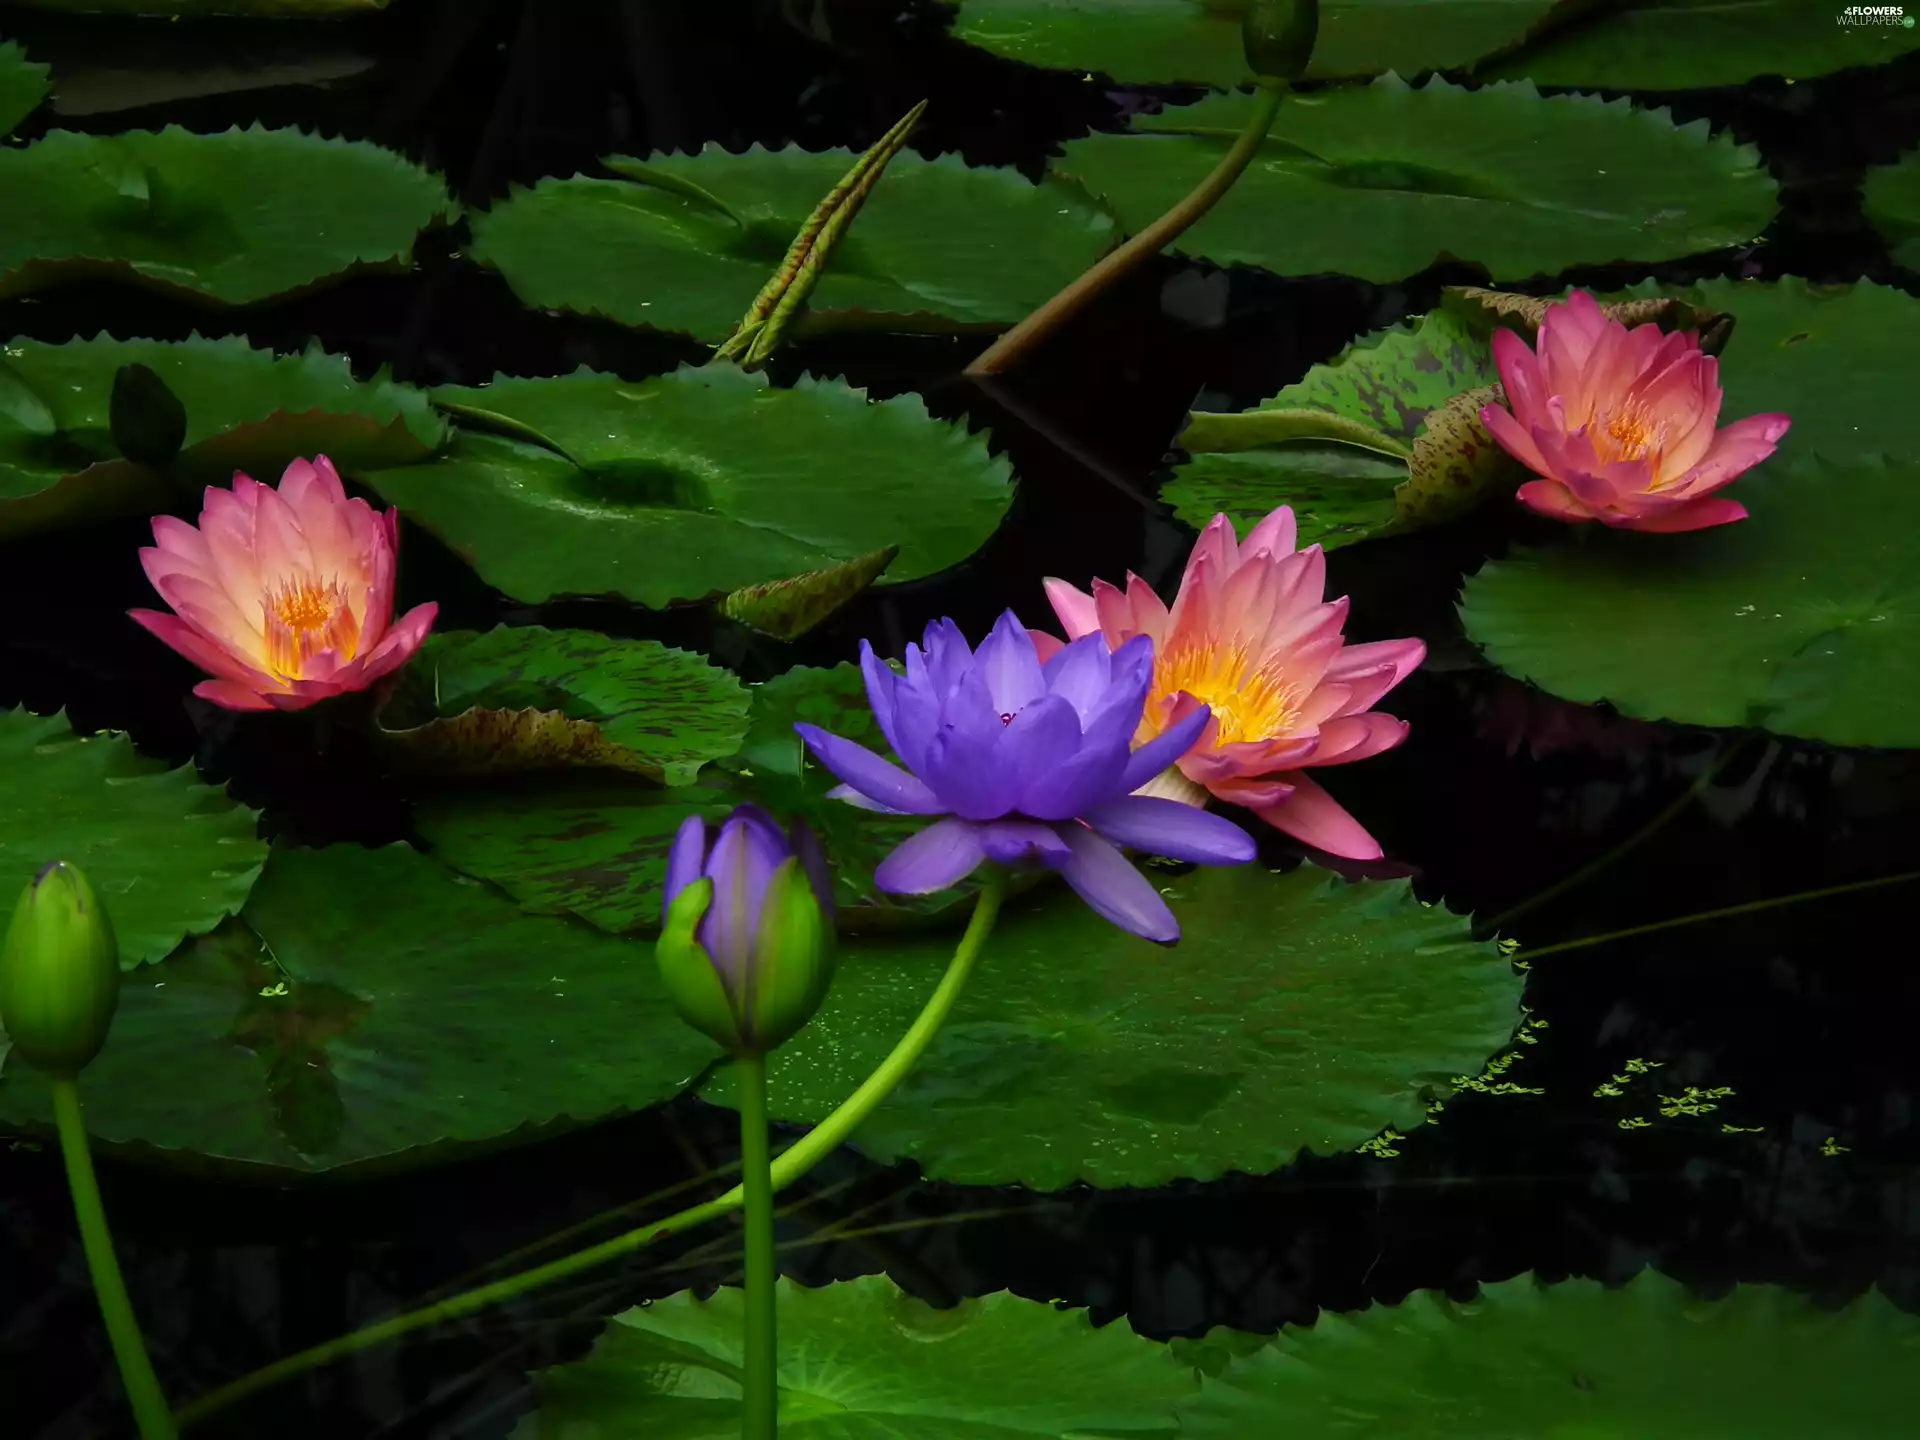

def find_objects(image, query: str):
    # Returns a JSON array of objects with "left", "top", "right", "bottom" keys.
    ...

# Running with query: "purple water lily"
[{"left": 794, "top": 611, "right": 1256, "bottom": 943}]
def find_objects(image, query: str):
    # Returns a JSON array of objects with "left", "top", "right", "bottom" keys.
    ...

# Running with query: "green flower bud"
[
  {"left": 0, "top": 862, "right": 121, "bottom": 1078},
  {"left": 656, "top": 809, "right": 836, "bottom": 1056},
  {"left": 1243, "top": 0, "right": 1318, "bottom": 80}
]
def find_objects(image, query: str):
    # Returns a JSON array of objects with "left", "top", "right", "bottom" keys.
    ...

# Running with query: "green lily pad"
[
  {"left": 1176, "top": 1272, "right": 1920, "bottom": 1436},
  {"left": 1167, "top": 306, "right": 1499, "bottom": 548},
  {"left": 1483, "top": 0, "right": 1920, "bottom": 90},
  {"left": 0, "top": 334, "right": 446, "bottom": 540},
  {"left": 705, "top": 865, "right": 1521, "bottom": 1190},
  {"left": 1054, "top": 76, "right": 1776, "bottom": 283},
  {"left": 363, "top": 366, "right": 1013, "bottom": 607},
  {"left": 1864, "top": 146, "right": 1920, "bottom": 273},
  {"left": 0, "top": 709, "right": 266, "bottom": 970},
  {"left": 0, "top": 125, "right": 452, "bottom": 304},
  {"left": 943, "top": 0, "right": 1567, "bottom": 85},
  {"left": 0, "top": 843, "right": 717, "bottom": 1175},
  {"left": 469, "top": 148, "right": 1116, "bottom": 343},
  {"left": 1461, "top": 454, "right": 1920, "bottom": 749},
  {"left": 0, "top": 40, "right": 51, "bottom": 134},
  {"left": 516, "top": 1274, "right": 1197, "bottom": 1439},
  {"left": 374, "top": 627, "right": 751, "bottom": 785},
  {"left": 415, "top": 664, "right": 994, "bottom": 935}
]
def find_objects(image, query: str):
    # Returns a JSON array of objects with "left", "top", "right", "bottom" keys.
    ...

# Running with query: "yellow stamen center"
[
  {"left": 1152, "top": 639, "right": 1296, "bottom": 746},
  {"left": 261, "top": 575, "right": 359, "bottom": 681}
]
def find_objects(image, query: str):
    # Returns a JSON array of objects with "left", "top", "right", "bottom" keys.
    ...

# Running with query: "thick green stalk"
[
  {"left": 175, "top": 869, "right": 1009, "bottom": 1429},
  {"left": 964, "top": 79, "right": 1286, "bottom": 377},
  {"left": 53, "top": 1078, "right": 177, "bottom": 1440},
  {"left": 737, "top": 1051, "right": 778, "bottom": 1439}
]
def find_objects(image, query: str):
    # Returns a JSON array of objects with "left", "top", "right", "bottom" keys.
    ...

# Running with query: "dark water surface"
[{"left": 2, "top": 3, "right": 1918, "bottom": 1436}]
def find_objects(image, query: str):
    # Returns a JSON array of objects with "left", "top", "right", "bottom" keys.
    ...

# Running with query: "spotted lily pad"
[
  {"left": 0, "top": 40, "right": 50, "bottom": 134},
  {"left": 0, "top": 334, "right": 446, "bottom": 540},
  {"left": 0, "top": 709, "right": 267, "bottom": 970},
  {"left": 0, "top": 125, "right": 452, "bottom": 304},
  {"left": 720, "top": 546, "right": 897, "bottom": 641},
  {"left": 363, "top": 366, "right": 1013, "bottom": 607},
  {"left": 1055, "top": 76, "right": 1776, "bottom": 283},
  {"left": 515, "top": 1274, "right": 1197, "bottom": 1438},
  {"left": 469, "top": 147, "right": 1116, "bottom": 343},
  {"left": 943, "top": 0, "right": 1568, "bottom": 85},
  {"left": 1167, "top": 306, "right": 1506, "bottom": 548},
  {"left": 416, "top": 664, "right": 994, "bottom": 935},
  {"left": 0, "top": 843, "right": 716, "bottom": 1175},
  {"left": 375, "top": 626, "right": 751, "bottom": 785},
  {"left": 1177, "top": 1272, "right": 1920, "bottom": 1436},
  {"left": 706, "top": 865, "right": 1521, "bottom": 1190}
]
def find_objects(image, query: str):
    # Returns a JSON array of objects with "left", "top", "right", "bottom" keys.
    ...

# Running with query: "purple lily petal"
[
  {"left": 859, "top": 641, "right": 905, "bottom": 760},
  {"left": 921, "top": 692, "right": 1019, "bottom": 820},
  {"left": 1045, "top": 824, "right": 1179, "bottom": 944},
  {"left": 919, "top": 618, "right": 973, "bottom": 697},
  {"left": 875, "top": 817, "right": 987, "bottom": 894},
  {"left": 827, "top": 782, "right": 908, "bottom": 814},
  {"left": 1116, "top": 700, "right": 1212, "bottom": 795},
  {"left": 975, "top": 818, "right": 1071, "bottom": 866},
  {"left": 997, "top": 693, "right": 1084, "bottom": 805},
  {"left": 796, "top": 723, "right": 944, "bottom": 815},
  {"left": 891, "top": 656, "right": 942, "bottom": 774},
  {"left": 1018, "top": 733, "right": 1134, "bottom": 822},
  {"left": 662, "top": 813, "right": 707, "bottom": 922},
  {"left": 699, "top": 809, "right": 787, "bottom": 985},
  {"left": 1041, "top": 632, "right": 1114, "bottom": 721},
  {"left": 975, "top": 609, "right": 1046, "bottom": 717},
  {"left": 1076, "top": 634, "right": 1155, "bottom": 742},
  {"left": 1081, "top": 796, "right": 1256, "bottom": 865},
  {"left": 789, "top": 819, "right": 836, "bottom": 924}
]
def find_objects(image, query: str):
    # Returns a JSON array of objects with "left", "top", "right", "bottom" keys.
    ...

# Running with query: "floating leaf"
[
  {"left": 1444, "top": 284, "right": 1734, "bottom": 351},
  {"left": 0, "top": 709, "right": 266, "bottom": 970},
  {"left": 1864, "top": 145, "right": 1920, "bottom": 273},
  {"left": 1482, "top": 0, "right": 1920, "bottom": 90},
  {"left": 366, "top": 366, "right": 1013, "bottom": 607},
  {"left": 1055, "top": 76, "right": 1776, "bottom": 282},
  {"left": 469, "top": 147, "right": 1116, "bottom": 343},
  {"left": 720, "top": 545, "right": 897, "bottom": 640},
  {"left": 1462, "top": 454, "right": 1920, "bottom": 749},
  {"left": 0, "top": 40, "right": 51, "bottom": 134},
  {"left": 374, "top": 627, "right": 751, "bottom": 784},
  {"left": 0, "top": 334, "right": 446, "bottom": 541},
  {"left": 0, "top": 125, "right": 452, "bottom": 304},
  {"left": 0, "top": 844, "right": 716, "bottom": 1175},
  {"left": 943, "top": 0, "right": 1566, "bottom": 85},
  {"left": 1177, "top": 1273, "right": 1920, "bottom": 1435},
  {"left": 1167, "top": 306, "right": 1496, "bottom": 548},
  {"left": 108, "top": 362, "right": 188, "bottom": 465},
  {"left": 417, "top": 664, "right": 998, "bottom": 935},
  {"left": 516, "top": 1274, "right": 1197, "bottom": 1438},
  {"left": 1397, "top": 382, "right": 1528, "bottom": 530},
  {"left": 706, "top": 866, "right": 1521, "bottom": 1189}
]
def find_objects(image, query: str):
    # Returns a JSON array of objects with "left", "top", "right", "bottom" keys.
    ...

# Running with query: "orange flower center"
[
  {"left": 1152, "top": 639, "right": 1296, "bottom": 747},
  {"left": 261, "top": 576, "right": 360, "bottom": 681},
  {"left": 1587, "top": 404, "right": 1673, "bottom": 478}
]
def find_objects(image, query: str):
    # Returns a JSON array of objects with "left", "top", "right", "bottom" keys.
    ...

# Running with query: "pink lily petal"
[{"left": 1252, "top": 773, "right": 1383, "bottom": 860}]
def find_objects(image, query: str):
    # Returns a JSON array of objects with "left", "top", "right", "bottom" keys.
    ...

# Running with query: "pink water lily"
[
  {"left": 1033, "top": 506, "right": 1425, "bottom": 861},
  {"left": 128, "top": 455, "right": 437, "bottom": 713},
  {"left": 1481, "top": 289, "right": 1791, "bottom": 534}
]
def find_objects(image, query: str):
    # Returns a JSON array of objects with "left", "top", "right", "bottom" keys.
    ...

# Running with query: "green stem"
[
  {"left": 52, "top": 1078, "right": 177, "bottom": 1440},
  {"left": 175, "top": 869, "right": 1009, "bottom": 1430},
  {"left": 964, "top": 79, "right": 1286, "bottom": 377},
  {"left": 737, "top": 1051, "right": 778, "bottom": 1439}
]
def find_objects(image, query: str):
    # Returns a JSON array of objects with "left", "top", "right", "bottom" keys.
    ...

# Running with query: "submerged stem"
[
  {"left": 964, "top": 79, "right": 1286, "bottom": 377},
  {"left": 53, "top": 1078, "right": 177, "bottom": 1440},
  {"left": 174, "top": 869, "right": 1010, "bottom": 1430},
  {"left": 738, "top": 1051, "right": 778, "bottom": 1439}
]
